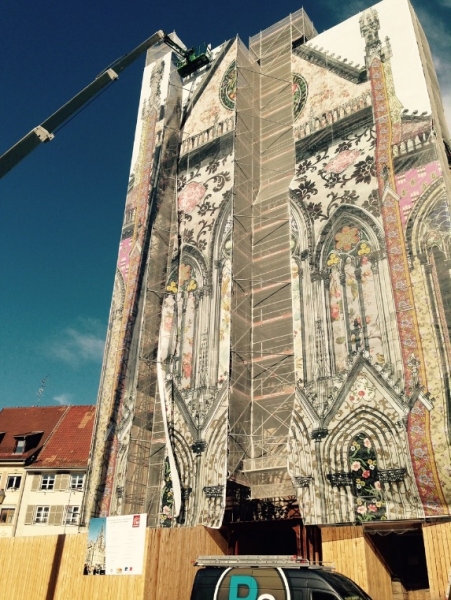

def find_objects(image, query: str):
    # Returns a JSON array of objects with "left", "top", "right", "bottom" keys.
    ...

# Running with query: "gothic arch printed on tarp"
[
  {"left": 406, "top": 179, "right": 451, "bottom": 442},
  {"left": 319, "top": 207, "right": 403, "bottom": 379},
  {"left": 323, "top": 399, "right": 421, "bottom": 524},
  {"left": 288, "top": 347, "right": 424, "bottom": 524},
  {"left": 405, "top": 176, "right": 448, "bottom": 261},
  {"left": 156, "top": 141, "right": 235, "bottom": 528},
  {"left": 289, "top": 404, "right": 316, "bottom": 520},
  {"left": 290, "top": 200, "right": 403, "bottom": 401}
]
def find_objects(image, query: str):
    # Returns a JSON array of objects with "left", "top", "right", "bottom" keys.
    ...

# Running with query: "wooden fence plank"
[{"left": 423, "top": 522, "right": 451, "bottom": 600}]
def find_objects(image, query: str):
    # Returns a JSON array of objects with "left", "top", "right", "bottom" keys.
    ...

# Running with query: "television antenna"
[{"left": 36, "top": 375, "right": 50, "bottom": 405}]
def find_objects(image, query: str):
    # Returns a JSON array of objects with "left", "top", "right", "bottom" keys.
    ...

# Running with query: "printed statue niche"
[
  {"left": 157, "top": 175, "right": 233, "bottom": 527},
  {"left": 162, "top": 209, "right": 232, "bottom": 427},
  {"left": 290, "top": 202, "right": 403, "bottom": 397},
  {"left": 288, "top": 201, "right": 425, "bottom": 524}
]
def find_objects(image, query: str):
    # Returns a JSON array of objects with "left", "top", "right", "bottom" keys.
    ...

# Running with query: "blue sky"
[{"left": 0, "top": 0, "right": 449, "bottom": 408}]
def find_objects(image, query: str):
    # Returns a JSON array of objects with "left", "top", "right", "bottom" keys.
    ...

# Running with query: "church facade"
[{"left": 85, "top": 0, "right": 451, "bottom": 585}]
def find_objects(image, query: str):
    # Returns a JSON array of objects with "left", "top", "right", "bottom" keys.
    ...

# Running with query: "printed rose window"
[
  {"left": 220, "top": 61, "right": 237, "bottom": 111},
  {"left": 292, "top": 73, "right": 308, "bottom": 120},
  {"left": 327, "top": 225, "right": 383, "bottom": 370},
  {"left": 349, "top": 433, "right": 386, "bottom": 522},
  {"left": 179, "top": 263, "right": 197, "bottom": 293},
  {"left": 335, "top": 225, "right": 360, "bottom": 251}
]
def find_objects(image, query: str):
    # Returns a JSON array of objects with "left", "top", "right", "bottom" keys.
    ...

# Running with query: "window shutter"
[
  {"left": 31, "top": 475, "right": 41, "bottom": 492},
  {"left": 57, "top": 474, "right": 70, "bottom": 491},
  {"left": 24, "top": 505, "right": 35, "bottom": 525},
  {"left": 49, "top": 505, "right": 64, "bottom": 526}
]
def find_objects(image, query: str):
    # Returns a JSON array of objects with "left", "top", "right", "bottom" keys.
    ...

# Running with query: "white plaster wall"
[
  {"left": 0, "top": 466, "right": 26, "bottom": 538},
  {"left": 15, "top": 471, "right": 86, "bottom": 538}
]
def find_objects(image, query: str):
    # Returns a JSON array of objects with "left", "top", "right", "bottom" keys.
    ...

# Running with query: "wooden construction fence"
[
  {"left": 322, "top": 525, "right": 394, "bottom": 600},
  {"left": 322, "top": 523, "right": 451, "bottom": 600},
  {"left": 423, "top": 521, "right": 451, "bottom": 600},
  {"left": 1, "top": 521, "right": 450, "bottom": 600},
  {"left": 0, "top": 526, "right": 227, "bottom": 600}
]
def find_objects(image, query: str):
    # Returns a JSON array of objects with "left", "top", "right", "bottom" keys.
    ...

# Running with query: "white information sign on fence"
[{"left": 105, "top": 513, "right": 147, "bottom": 575}]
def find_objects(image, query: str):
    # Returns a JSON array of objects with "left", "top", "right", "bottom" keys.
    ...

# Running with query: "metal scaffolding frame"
[
  {"left": 86, "top": 8, "right": 319, "bottom": 524},
  {"left": 231, "top": 9, "right": 317, "bottom": 498}
]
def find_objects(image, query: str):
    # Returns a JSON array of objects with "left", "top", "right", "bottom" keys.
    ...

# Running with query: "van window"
[
  {"left": 316, "top": 571, "right": 371, "bottom": 600},
  {"left": 311, "top": 593, "right": 339, "bottom": 599}
]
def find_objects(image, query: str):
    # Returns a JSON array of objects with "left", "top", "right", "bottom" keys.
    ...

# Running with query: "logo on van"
[{"left": 215, "top": 568, "right": 288, "bottom": 600}]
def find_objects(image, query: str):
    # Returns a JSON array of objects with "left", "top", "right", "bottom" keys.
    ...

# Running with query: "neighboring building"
[
  {"left": 15, "top": 405, "right": 95, "bottom": 537},
  {"left": 0, "top": 406, "right": 69, "bottom": 538},
  {"left": 85, "top": 0, "right": 451, "bottom": 592},
  {"left": 0, "top": 405, "right": 95, "bottom": 537}
]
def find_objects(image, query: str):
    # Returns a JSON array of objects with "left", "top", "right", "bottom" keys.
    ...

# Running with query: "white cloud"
[
  {"left": 45, "top": 318, "right": 106, "bottom": 368},
  {"left": 53, "top": 393, "right": 73, "bottom": 405}
]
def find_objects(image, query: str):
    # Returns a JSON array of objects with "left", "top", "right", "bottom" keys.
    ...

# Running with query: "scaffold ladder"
[{"left": 194, "top": 556, "right": 335, "bottom": 570}]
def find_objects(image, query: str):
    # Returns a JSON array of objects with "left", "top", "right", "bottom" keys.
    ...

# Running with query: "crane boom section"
[{"left": 0, "top": 30, "right": 165, "bottom": 179}]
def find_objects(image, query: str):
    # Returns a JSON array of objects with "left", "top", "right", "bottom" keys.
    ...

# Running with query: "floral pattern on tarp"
[
  {"left": 155, "top": 146, "right": 235, "bottom": 528},
  {"left": 349, "top": 433, "right": 386, "bottom": 522},
  {"left": 160, "top": 457, "right": 174, "bottom": 527},
  {"left": 290, "top": 123, "right": 377, "bottom": 226},
  {"left": 178, "top": 181, "right": 206, "bottom": 213},
  {"left": 323, "top": 149, "right": 362, "bottom": 174},
  {"left": 177, "top": 153, "right": 232, "bottom": 256}
]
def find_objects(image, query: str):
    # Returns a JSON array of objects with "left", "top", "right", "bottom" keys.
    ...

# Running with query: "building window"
[
  {"left": 65, "top": 506, "right": 80, "bottom": 525},
  {"left": 14, "top": 439, "right": 26, "bottom": 454},
  {"left": 70, "top": 474, "right": 85, "bottom": 491},
  {"left": 34, "top": 506, "right": 50, "bottom": 524},
  {"left": 6, "top": 475, "right": 22, "bottom": 490},
  {"left": 0, "top": 508, "right": 14, "bottom": 524},
  {"left": 40, "top": 475, "right": 55, "bottom": 490}
]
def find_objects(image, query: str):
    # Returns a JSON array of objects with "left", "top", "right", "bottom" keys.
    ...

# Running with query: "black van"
[{"left": 190, "top": 556, "right": 373, "bottom": 600}]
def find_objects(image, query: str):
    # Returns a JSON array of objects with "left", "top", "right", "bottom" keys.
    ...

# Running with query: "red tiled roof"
[
  {"left": 0, "top": 406, "right": 69, "bottom": 462},
  {"left": 32, "top": 405, "right": 95, "bottom": 469}
]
